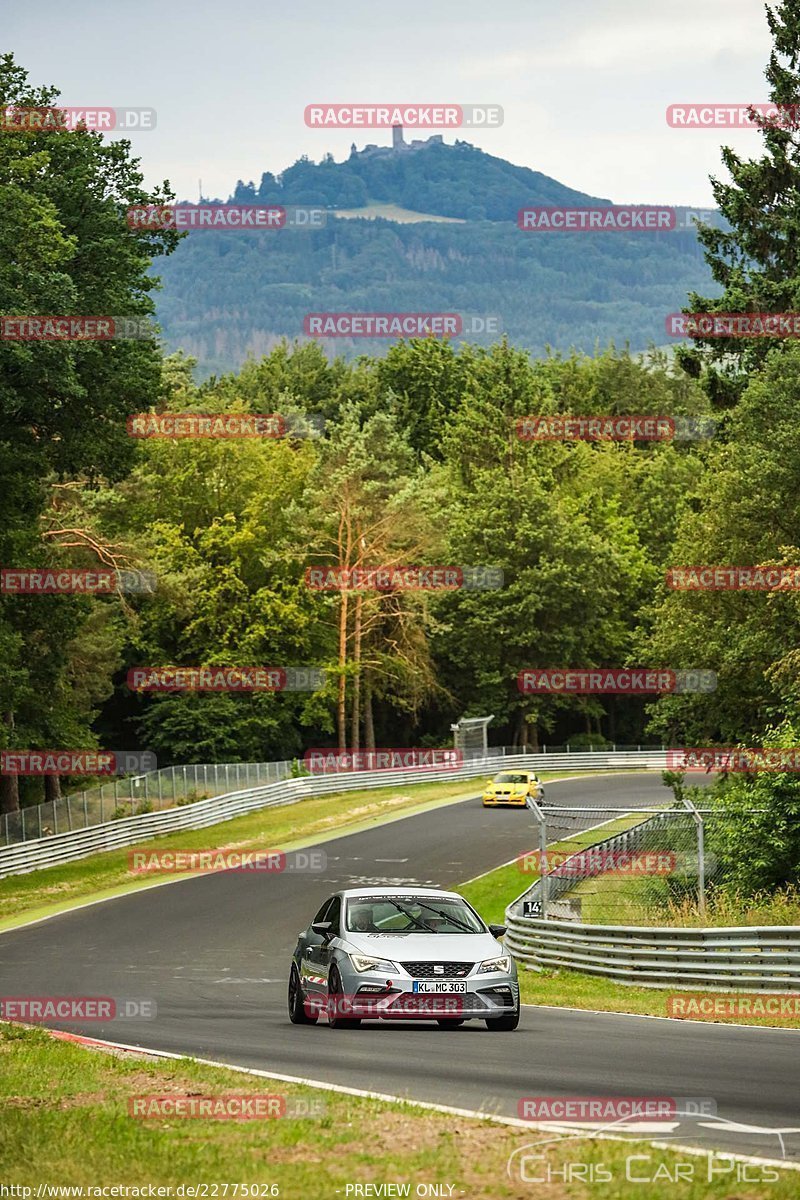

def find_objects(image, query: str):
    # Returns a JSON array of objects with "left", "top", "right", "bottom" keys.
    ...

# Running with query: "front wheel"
[
  {"left": 485, "top": 1006, "right": 520, "bottom": 1031},
  {"left": 288, "top": 964, "right": 317, "bottom": 1024},
  {"left": 327, "top": 966, "right": 361, "bottom": 1029}
]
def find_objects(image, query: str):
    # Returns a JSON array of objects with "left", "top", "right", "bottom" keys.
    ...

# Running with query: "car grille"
[{"left": 401, "top": 961, "right": 474, "bottom": 979}]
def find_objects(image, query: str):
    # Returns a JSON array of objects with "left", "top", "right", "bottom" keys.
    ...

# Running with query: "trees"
[
  {"left": 679, "top": 1, "right": 800, "bottom": 403},
  {"left": 298, "top": 406, "right": 437, "bottom": 750},
  {"left": 0, "top": 55, "right": 177, "bottom": 811},
  {"left": 647, "top": 344, "right": 800, "bottom": 744}
]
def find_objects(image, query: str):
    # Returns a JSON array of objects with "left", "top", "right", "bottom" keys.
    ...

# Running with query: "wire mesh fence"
[
  {"left": 0, "top": 759, "right": 295, "bottom": 846},
  {"left": 516, "top": 801, "right": 736, "bottom": 926}
]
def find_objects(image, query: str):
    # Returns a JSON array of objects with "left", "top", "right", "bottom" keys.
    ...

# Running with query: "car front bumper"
[
  {"left": 334, "top": 966, "right": 520, "bottom": 1020},
  {"left": 483, "top": 793, "right": 528, "bottom": 806}
]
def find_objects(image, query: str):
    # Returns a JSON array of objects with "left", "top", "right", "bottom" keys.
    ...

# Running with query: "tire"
[
  {"left": 327, "top": 965, "right": 361, "bottom": 1029},
  {"left": 436, "top": 1019, "right": 465, "bottom": 1028},
  {"left": 485, "top": 1005, "right": 520, "bottom": 1031},
  {"left": 288, "top": 963, "right": 318, "bottom": 1025}
]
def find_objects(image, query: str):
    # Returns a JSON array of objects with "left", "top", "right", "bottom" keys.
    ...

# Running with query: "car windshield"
[
  {"left": 495, "top": 773, "right": 528, "bottom": 784},
  {"left": 344, "top": 895, "right": 485, "bottom": 934}
]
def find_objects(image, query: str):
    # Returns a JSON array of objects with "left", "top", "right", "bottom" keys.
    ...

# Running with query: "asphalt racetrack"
[{"left": 1, "top": 772, "right": 798, "bottom": 1163}]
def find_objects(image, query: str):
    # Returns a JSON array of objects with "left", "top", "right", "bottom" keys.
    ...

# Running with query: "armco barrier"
[
  {"left": 503, "top": 913, "right": 800, "bottom": 991},
  {"left": 0, "top": 750, "right": 666, "bottom": 878}
]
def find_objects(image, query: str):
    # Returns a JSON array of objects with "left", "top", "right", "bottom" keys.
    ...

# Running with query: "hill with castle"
[{"left": 153, "top": 132, "right": 720, "bottom": 375}]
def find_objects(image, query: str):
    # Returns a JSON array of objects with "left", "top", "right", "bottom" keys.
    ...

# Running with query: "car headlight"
[
  {"left": 477, "top": 955, "right": 511, "bottom": 974},
  {"left": 349, "top": 954, "right": 397, "bottom": 973}
]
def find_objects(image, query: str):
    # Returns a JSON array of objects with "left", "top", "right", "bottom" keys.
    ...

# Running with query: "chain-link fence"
[
  {"left": 0, "top": 759, "right": 296, "bottom": 846},
  {"left": 517, "top": 798, "right": 736, "bottom": 925}
]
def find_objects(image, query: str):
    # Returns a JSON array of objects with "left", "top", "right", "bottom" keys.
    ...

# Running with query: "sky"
[{"left": 6, "top": 0, "right": 774, "bottom": 207}]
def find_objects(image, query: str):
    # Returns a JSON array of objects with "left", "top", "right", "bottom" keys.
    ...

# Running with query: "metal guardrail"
[
  {"left": 504, "top": 913, "right": 800, "bottom": 991},
  {"left": 0, "top": 749, "right": 665, "bottom": 878}
]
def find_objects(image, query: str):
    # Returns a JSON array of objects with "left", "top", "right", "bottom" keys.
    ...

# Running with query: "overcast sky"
[{"left": 7, "top": 0, "right": 774, "bottom": 206}]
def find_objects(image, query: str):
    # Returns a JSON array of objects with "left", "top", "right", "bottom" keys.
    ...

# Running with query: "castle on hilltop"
[{"left": 350, "top": 125, "right": 445, "bottom": 160}]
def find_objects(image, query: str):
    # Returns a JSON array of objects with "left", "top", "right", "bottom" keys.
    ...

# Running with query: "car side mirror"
[
  {"left": 311, "top": 920, "right": 332, "bottom": 940},
  {"left": 488, "top": 923, "right": 507, "bottom": 937}
]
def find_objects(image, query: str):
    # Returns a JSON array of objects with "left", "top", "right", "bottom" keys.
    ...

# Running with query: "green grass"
[
  {"left": 333, "top": 200, "right": 465, "bottom": 223},
  {"left": 1, "top": 1023, "right": 795, "bottom": 1196},
  {"left": 514, "top": 968, "right": 800, "bottom": 1029}
]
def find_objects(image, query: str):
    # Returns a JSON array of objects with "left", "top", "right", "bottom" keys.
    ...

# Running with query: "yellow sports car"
[{"left": 482, "top": 770, "right": 544, "bottom": 807}]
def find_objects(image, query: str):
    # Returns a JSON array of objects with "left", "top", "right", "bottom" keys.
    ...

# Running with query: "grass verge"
[{"left": 0, "top": 1023, "right": 794, "bottom": 1197}]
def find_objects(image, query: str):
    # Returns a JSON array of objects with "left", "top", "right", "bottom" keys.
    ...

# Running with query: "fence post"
[
  {"left": 66, "top": 794, "right": 72, "bottom": 830},
  {"left": 171, "top": 767, "right": 177, "bottom": 803},
  {"left": 53, "top": 799, "right": 58, "bottom": 835},
  {"left": 680, "top": 791, "right": 706, "bottom": 917},
  {"left": 204, "top": 763, "right": 209, "bottom": 794},
  {"left": 84, "top": 793, "right": 88, "bottom": 826},
  {"left": 158, "top": 772, "right": 163, "bottom": 807},
  {"left": 526, "top": 797, "right": 548, "bottom": 920},
  {"left": 182, "top": 765, "right": 188, "bottom": 798},
  {"left": 696, "top": 813, "right": 706, "bottom": 916},
  {"left": 38, "top": 805, "right": 42, "bottom": 839}
]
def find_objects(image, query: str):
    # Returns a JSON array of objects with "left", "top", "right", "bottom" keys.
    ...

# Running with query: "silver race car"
[{"left": 288, "top": 886, "right": 520, "bottom": 1030}]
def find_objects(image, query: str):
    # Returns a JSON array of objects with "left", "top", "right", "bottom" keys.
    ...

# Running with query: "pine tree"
[{"left": 679, "top": 1, "right": 800, "bottom": 407}]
